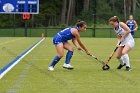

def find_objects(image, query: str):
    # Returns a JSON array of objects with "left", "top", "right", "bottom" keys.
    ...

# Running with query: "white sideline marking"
[{"left": 0, "top": 38, "right": 45, "bottom": 79}]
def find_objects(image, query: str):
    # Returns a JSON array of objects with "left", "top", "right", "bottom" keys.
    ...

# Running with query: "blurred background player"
[
  {"left": 48, "top": 21, "right": 91, "bottom": 71},
  {"left": 126, "top": 15, "right": 138, "bottom": 36},
  {"left": 109, "top": 16, "right": 135, "bottom": 71}
]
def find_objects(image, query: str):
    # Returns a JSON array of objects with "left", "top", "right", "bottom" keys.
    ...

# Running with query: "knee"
[
  {"left": 69, "top": 48, "right": 74, "bottom": 52},
  {"left": 122, "top": 52, "right": 126, "bottom": 56},
  {"left": 116, "top": 56, "right": 121, "bottom": 59},
  {"left": 58, "top": 54, "right": 64, "bottom": 58}
]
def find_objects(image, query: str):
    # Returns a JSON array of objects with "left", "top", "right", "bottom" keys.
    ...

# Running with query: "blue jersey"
[
  {"left": 53, "top": 26, "right": 79, "bottom": 45},
  {"left": 58, "top": 26, "right": 78, "bottom": 41},
  {"left": 127, "top": 20, "right": 135, "bottom": 36},
  {"left": 127, "top": 20, "right": 135, "bottom": 31}
]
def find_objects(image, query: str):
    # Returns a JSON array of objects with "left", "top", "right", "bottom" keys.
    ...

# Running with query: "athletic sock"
[
  {"left": 123, "top": 54, "right": 130, "bottom": 67},
  {"left": 65, "top": 51, "right": 73, "bottom": 64},
  {"left": 118, "top": 56, "right": 124, "bottom": 65},
  {"left": 50, "top": 56, "right": 61, "bottom": 67}
]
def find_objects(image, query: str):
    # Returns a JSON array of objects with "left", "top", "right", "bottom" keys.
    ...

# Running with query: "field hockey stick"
[
  {"left": 105, "top": 42, "right": 121, "bottom": 65},
  {"left": 76, "top": 48, "right": 110, "bottom": 70},
  {"left": 89, "top": 54, "right": 110, "bottom": 70}
]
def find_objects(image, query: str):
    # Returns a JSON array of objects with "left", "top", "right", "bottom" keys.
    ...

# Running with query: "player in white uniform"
[{"left": 109, "top": 16, "right": 135, "bottom": 71}]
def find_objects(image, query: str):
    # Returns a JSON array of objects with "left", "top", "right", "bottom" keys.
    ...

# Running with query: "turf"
[
  {"left": 0, "top": 37, "right": 140, "bottom": 93},
  {"left": 0, "top": 37, "right": 40, "bottom": 69}
]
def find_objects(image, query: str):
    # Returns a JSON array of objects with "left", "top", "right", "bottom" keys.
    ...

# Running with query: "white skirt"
[{"left": 120, "top": 40, "right": 135, "bottom": 48}]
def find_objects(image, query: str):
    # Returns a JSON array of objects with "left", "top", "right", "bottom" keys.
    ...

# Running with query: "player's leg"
[
  {"left": 63, "top": 42, "right": 74, "bottom": 69},
  {"left": 122, "top": 44, "right": 132, "bottom": 71},
  {"left": 49, "top": 43, "right": 64, "bottom": 71},
  {"left": 116, "top": 46, "right": 125, "bottom": 69},
  {"left": 131, "top": 31, "right": 134, "bottom": 37}
]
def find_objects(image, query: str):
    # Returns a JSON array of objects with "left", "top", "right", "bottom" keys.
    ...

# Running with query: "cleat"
[
  {"left": 63, "top": 63, "right": 74, "bottom": 70},
  {"left": 117, "top": 64, "right": 126, "bottom": 69},
  {"left": 48, "top": 66, "right": 54, "bottom": 71},
  {"left": 126, "top": 66, "right": 132, "bottom": 71}
]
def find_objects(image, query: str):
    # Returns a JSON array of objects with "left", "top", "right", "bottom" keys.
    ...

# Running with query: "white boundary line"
[{"left": 0, "top": 38, "right": 45, "bottom": 79}]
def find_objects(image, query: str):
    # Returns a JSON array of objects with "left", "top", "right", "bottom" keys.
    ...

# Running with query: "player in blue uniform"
[
  {"left": 126, "top": 15, "right": 138, "bottom": 36},
  {"left": 48, "top": 21, "right": 91, "bottom": 71}
]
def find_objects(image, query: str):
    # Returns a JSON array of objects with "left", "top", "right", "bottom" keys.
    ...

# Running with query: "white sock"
[
  {"left": 123, "top": 54, "right": 130, "bottom": 67},
  {"left": 118, "top": 56, "right": 124, "bottom": 65}
]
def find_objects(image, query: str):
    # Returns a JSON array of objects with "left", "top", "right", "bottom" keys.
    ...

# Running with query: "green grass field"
[{"left": 0, "top": 37, "right": 140, "bottom": 93}]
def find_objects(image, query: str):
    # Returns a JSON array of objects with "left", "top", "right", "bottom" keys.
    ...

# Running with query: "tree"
[
  {"left": 96, "top": 0, "right": 112, "bottom": 23},
  {"left": 124, "top": 0, "right": 127, "bottom": 20},
  {"left": 0, "top": 0, "right": 140, "bottom": 27},
  {"left": 61, "top": 0, "right": 67, "bottom": 24},
  {"left": 66, "top": 0, "right": 76, "bottom": 25},
  {"left": 83, "top": 0, "right": 90, "bottom": 12},
  {"left": 133, "top": 0, "right": 137, "bottom": 14}
]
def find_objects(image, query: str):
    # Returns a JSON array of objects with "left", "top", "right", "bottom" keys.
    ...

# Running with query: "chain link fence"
[
  {"left": 0, "top": 27, "right": 139, "bottom": 38},
  {"left": 0, "top": 14, "right": 140, "bottom": 38}
]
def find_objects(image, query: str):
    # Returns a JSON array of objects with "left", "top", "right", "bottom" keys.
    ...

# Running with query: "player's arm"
[
  {"left": 134, "top": 20, "right": 138, "bottom": 31},
  {"left": 126, "top": 20, "right": 128, "bottom": 25},
  {"left": 116, "top": 34, "right": 121, "bottom": 47},
  {"left": 71, "top": 28, "right": 90, "bottom": 54},
  {"left": 120, "top": 22, "right": 131, "bottom": 42},
  {"left": 72, "top": 38, "right": 81, "bottom": 50}
]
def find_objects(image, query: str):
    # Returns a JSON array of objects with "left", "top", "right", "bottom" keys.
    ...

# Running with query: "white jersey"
[{"left": 114, "top": 22, "right": 134, "bottom": 46}]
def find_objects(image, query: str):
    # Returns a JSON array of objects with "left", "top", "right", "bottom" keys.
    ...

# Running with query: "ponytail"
[
  {"left": 109, "top": 16, "right": 120, "bottom": 22},
  {"left": 76, "top": 21, "right": 87, "bottom": 27}
]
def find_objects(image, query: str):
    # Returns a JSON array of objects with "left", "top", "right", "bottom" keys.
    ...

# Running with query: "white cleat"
[
  {"left": 63, "top": 63, "right": 74, "bottom": 70},
  {"left": 48, "top": 66, "right": 54, "bottom": 71}
]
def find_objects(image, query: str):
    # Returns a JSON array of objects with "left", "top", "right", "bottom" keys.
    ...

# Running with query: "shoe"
[
  {"left": 48, "top": 66, "right": 54, "bottom": 71},
  {"left": 126, "top": 66, "right": 132, "bottom": 71},
  {"left": 117, "top": 64, "right": 126, "bottom": 69},
  {"left": 63, "top": 63, "right": 74, "bottom": 70}
]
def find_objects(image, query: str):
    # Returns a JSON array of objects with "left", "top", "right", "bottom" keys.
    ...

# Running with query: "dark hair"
[
  {"left": 76, "top": 21, "right": 86, "bottom": 27},
  {"left": 109, "top": 16, "right": 120, "bottom": 22},
  {"left": 129, "top": 15, "right": 133, "bottom": 17}
]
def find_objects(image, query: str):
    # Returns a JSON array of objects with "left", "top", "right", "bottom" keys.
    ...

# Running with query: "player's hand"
[
  {"left": 120, "top": 36, "right": 124, "bottom": 42},
  {"left": 134, "top": 28, "right": 137, "bottom": 31},
  {"left": 116, "top": 44, "right": 120, "bottom": 47},
  {"left": 86, "top": 51, "right": 91, "bottom": 55},
  {"left": 76, "top": 46, "right": 82, "bottom": 50}
]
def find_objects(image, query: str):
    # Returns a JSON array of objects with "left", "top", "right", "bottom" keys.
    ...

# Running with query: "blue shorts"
[
  {"left": 53, "top": 34, "right": 67, "bottom": 46},
  {"left": 131, "top": 31, "right": 134, "bottom": 36}
]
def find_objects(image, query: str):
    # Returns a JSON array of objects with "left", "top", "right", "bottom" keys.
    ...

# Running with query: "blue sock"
[
  {"left": 50, "top": 56, "right": 61, "bottom": 67},
  {"left": 65, "top": 51, "right": 73, "bottom": 64}
]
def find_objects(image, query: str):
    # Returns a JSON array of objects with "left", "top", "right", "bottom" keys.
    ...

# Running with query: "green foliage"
[
  {"left": 0, "top": 15, "right": 14, "bottom": 27},
  {"left": 134, "top": 7, "right": 140, "bottom": 24},
  {"left": 0, "top": 0, "right": 140, "bottom": 27},
  {"left": 96, "top": 0, "right": 112, "bottom": 23}
]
